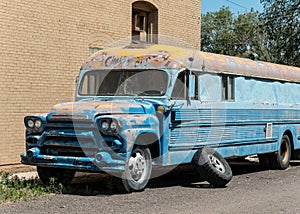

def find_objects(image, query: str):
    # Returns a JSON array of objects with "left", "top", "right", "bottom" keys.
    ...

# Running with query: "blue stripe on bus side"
[
  {"left": 169, "top": 125, "right": 278, "bottom": 149},
  {"left": 169, "top": 138, "right": 277, "bottom": 151},
  {"left": 169, "top": 108, "right": 300, "bottom": 151},
  {"left": 172, "top": 108, "right": 300, "bottom": 122},
  {"left": 170, "top": 120, "right": 300, "bottom": 128}
]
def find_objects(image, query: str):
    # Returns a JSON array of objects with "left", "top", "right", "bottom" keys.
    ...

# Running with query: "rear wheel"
[
  {"left": 37, "top": 166, "right": 75, "bottom": 186},
  {"left": 114, "top": 146, "right": 152, "bottom": 193},
  {"left": 271, "top": 135, "right": 291, "bottom": 169}
]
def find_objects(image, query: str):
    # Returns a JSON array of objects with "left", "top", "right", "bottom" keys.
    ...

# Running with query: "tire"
[
  {"left": 37, "top": 166, "right": 75, "bottom": 186},
  {"left": 270, "top": 135, "right": 291, "bottom": 169},
  {"left": 193, "top": 147, "right": 232, "bottom": 187},
  {"left": 114, "top": 146, "right": 152, "bottom": 193}
]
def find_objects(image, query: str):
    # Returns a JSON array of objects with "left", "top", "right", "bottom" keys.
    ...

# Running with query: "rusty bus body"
[{"left": 21, "top": 45, "right": 300, "bottom": 191}]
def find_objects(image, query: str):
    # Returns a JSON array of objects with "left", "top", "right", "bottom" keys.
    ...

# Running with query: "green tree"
[
  {"left": 260, "top": 0, "right": 300, "bottom": 66},
  {"left": 234, "top": 10, "right": 267, "bottom": 60},
  {"left": 201, "top": 7, "right": 236, "bottom": 56},
  {"left": 201, "top": 7, "right": 265, "bottom": 59}
]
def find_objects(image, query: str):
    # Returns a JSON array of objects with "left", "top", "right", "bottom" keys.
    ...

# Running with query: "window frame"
[
  {"left": 78, "top": 69, "right": 169, "bottom": 97},
  {"left": 89, "top": 47, "right": 103, "bottom": 56},
  {"left": 171, "top": 70, "right": 198, "bottom": 100},
  {"left": 221, "top": 75, "right": 235, "bottom": 101}
]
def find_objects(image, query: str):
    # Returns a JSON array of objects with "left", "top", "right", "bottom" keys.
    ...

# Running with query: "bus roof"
[{"left": 81, "top": 44, "right": 300, "bottom": 83}]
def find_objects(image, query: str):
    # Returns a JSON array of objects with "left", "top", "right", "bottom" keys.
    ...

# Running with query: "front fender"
[{"left": 110, "top": 114, "right": 160, "bottom": 154}]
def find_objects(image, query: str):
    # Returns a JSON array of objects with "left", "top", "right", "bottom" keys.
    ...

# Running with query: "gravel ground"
[{"left": 1, "top": 160, "right": 300, "bottom": 214}]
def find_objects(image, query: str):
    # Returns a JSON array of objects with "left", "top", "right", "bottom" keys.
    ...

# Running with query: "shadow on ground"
[{"left": 61, "top": 159, "right": 300, "bottom": 196}]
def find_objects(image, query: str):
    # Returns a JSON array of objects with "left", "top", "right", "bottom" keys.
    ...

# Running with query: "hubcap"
[
  {"left": 208, "top": 155, "right": 225, "bottom": 173},
  {"left": 128, "top": 151, "right": 146, "bottom": 181}
]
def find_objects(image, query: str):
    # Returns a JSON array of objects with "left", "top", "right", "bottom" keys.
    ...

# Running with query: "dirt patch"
[{"left": 0, "top": 164, "right": 36, "bottom": 173}]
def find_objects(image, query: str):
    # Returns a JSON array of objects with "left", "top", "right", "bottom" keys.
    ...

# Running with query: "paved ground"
[{"left": 1, "top": 160, "right": 300, "bottom": 214}]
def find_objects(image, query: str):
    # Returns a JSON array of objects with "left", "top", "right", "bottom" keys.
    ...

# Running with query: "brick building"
[{"left": 0, "top": 0, "right": 201, "bottom": 165}]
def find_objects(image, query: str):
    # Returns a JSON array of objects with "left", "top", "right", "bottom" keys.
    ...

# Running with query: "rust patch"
[{"left": 81, "top": 45, "right": 300, "bottom": 83}]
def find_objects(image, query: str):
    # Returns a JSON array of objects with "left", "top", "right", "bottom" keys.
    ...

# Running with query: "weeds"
[
  {"left": 0, "top": 171, "right": 63, "bottom": 204},
  {"left": 0, "top": 171, "right": 117, "bottom": 204}
]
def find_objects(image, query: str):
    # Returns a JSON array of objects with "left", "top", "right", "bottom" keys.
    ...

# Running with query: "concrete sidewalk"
[
  {"left": 0, "top": 164, "right": 37, "bottom": 180},
  {"left": 11, "top": 171, "right": 38, "bottom": 180},
  {"left": 9, "top": 170, "right": 110, "bottom": 184}
]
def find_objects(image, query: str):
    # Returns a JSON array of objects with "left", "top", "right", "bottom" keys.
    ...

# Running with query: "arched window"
[{"left": 132, "top": 1, "right": 158, "bottom": 44}]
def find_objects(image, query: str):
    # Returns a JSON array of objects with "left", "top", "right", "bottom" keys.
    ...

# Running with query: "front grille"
[{"left": 40, "top": 120, "right": 99, "bottom": 158}]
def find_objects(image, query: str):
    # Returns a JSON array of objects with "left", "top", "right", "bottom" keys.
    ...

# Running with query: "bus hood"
[{"left": 48, "top": 100, "right": 154, "bottom": 120}]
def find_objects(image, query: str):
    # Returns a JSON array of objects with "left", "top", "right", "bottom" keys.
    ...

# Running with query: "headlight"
[
  {"left": 34, "top": 119, "right": 42, "bottom": 128},
  {"left": 27, "top": 120, "right": 34, "bottom": 128},
  {"left": 24, "top": 116, "right": 45, "bottom": 134},
  {"left": 98, "top": 119, "right": 119, "bottom": 135},
  {"left": 110, "top": 121, "right": 117, "bottom": 131},
  {"left": 101, "top": 121, "right": 109, "bottom": 130}
]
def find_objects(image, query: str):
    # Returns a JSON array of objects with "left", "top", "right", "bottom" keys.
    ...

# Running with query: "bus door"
[{"left": 168, "top": 70, "right": 200, "bottom": 162}]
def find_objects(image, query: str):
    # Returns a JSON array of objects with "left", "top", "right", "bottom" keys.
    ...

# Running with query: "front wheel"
[
  {"left": 37, "top": 166, "right": 75, "bottom": 186},
  {"left": 193, "top": 147, "right": 232, "bottom": 187},
  {"left": 114, "top": 146, "right": 152, "bottom": 193}
]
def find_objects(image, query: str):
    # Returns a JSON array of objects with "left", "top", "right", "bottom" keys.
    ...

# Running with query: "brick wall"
[
  {"left": 159, "top": 0, "right": 201, "bottom": 49},
  {"left": 0, "top": 0, "right": 201, "bottom": 165}
]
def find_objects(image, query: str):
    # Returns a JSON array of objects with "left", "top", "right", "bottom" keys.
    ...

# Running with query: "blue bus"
[{"left": 21, "top": 44, "right": 300, "bottom": 192}]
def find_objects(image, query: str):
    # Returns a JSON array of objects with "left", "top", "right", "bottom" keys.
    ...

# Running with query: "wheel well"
[
  {"left": 283, "top": 130, "right": 294, "bottom": 152},
  {"left": 134, "top": 133, "right": 160, "bottom": 159}
]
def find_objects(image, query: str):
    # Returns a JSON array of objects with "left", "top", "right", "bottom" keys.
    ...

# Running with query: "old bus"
[{"left": 21, "top": 44, "right": 300, "bottom": 192}]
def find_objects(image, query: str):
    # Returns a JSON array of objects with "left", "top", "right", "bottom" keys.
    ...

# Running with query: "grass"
[
  {"left": 0, "top": 171, "right": 63, "bottom": 204},
  {"left": 0, "top": 171, "right": 122, "bottom": 204}
]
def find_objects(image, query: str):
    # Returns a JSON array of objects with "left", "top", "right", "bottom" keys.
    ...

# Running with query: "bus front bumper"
[{"left": 20, "top": 149, "right": 126, "bottom": 172}]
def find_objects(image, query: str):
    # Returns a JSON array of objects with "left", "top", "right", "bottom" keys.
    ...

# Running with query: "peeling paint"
[
  {"left": 82, "top": 45, "right": 300, "bottom": 83},
  {"left": 21, "top": 44, "right": 300, "bottom": 177}
]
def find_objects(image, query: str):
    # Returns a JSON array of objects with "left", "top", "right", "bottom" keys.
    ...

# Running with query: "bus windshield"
[{"left": 79, "top": 69, "right": 169, "bottom": 96}]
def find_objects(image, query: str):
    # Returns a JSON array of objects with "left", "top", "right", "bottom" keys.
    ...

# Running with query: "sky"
[{"left": 202, "top": 0, "right": 264, "bottom": 15}]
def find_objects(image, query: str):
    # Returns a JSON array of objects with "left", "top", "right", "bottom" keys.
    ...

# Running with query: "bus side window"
[
  {"left": 189, "top": 72, "right": 198, "bottom": 100},
  {"left": 222, "top": 75, "right": 235, "bottom": 101},
  {"left": 171, "top": 72, "right": 198, "bottom": 100},
  {"left": 171, "top": 72, "right": 187, "bottom": 100}
]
